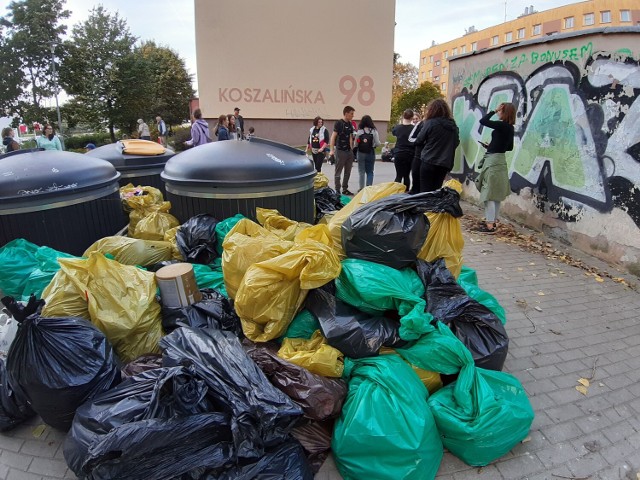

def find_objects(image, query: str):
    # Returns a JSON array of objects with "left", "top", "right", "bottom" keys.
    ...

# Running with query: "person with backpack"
[
  {"left": 305, "top": 116, "right": 330, "bottom": 172},
  {"left": 329, "top": 105, "right": 356, "bottom": 195},
  {"left": 354, "top": 115, "right": 381, "bottom": 191}
]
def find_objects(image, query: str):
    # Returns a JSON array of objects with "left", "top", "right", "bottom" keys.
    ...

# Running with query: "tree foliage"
[
  {"left": 138, "top": 41, "right": 194, "bottom": 126},
  {"left": 392, "top": 53, "right": 419, "bottom": 102},
  {"left": 0, "top": 0, "right": 70, "bottom": 123},
  {"left": 390, "top": 81, "right": 442, "bottom": 125}
]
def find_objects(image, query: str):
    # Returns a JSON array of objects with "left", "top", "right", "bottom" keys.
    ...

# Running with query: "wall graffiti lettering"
[{"left": 451, "top": 52, "right": 640, "bottom": 229}]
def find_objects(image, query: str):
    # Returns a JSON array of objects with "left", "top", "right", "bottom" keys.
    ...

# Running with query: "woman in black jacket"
[
  {"left": 391, "top": 109, "right": 416, "bottom": 191},
  {"left": 415, "top": 99, "right": 460, "bottom": 192}
]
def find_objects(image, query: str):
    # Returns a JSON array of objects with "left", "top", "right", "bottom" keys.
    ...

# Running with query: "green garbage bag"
[
  {"left": 396, "top": 321, "right": 534, "bottom": 466},
  {"left": 278, "top": 309, "right": 319, "bottom": 342},
  {"left": 335, "top": 259, "right": 433, "bottom": 340},
  {"left": 0, "top": 239, "right": 76, "bottom": 300},
  {"left": 332, "top": 354, "right": 443, "bottom": 480},
  {"left": 215, "top": 214, "right": 245, "bottom": 255},
  {"left": 340, "top": 194, "right": 352, "bottom": 206},
  {"left": 458, "top": 266, "right": 506, "bottom": 324},
  {"left": 192, "top": 259, "right": 228, "bottom": 297}
]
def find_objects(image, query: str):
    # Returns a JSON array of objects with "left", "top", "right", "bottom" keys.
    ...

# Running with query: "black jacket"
[{"left": 415, "top": 117, "right": 460, "bottom": 170}]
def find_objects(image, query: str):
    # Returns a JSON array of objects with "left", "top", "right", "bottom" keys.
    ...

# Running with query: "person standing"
[
  {"left": 184, "top": 109, "right": 213, "bottom": 147},
  {"left": 474, "top": 102, "right": 516, "bottom": 233},
  {"left": 137, "top": 119, "right": 151, "bottom": 140},
  {"left": 354, "top": 115, "right": 381, "bottom": 191},
  {"left": 306, "top": 116, "right": 329, "bottom": 173},
  {"left": 36, "top": 124, "right": 63, "bottom": 151},
  {"left": 227, "top": 114, "right": 240, "bottom": 141},
  {"left": 2, "top": 127, "right": 20, "bottom": 153},
  {"left": 391, "top": 109, "right": 415, "bottom": 191},
  {"left": 415, "top": 99, "right": 460, "bottom": 193},
  {"left": 156, "top": 115, "right": 167, "bottom": 146},
  {"left": 408, "top": 117, "right": 424, "bottom": 194},
  {"left": 329, "top": 105, "right": 356, "bottom": 195},
  {"left": 215, "top": 115, "right": 230, "bottom": 141},
  {"left": 233, "top": 107, "right": 244, "bottom": 139}
]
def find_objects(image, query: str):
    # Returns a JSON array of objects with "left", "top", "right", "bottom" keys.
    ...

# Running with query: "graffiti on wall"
[{"left": 452, "top": 51, "right": 640, "bottom": 228}]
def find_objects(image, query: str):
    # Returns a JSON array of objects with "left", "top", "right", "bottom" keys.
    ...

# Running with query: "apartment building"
[{"left": 418, "top": 0, "right": 640, "bottom": 94}]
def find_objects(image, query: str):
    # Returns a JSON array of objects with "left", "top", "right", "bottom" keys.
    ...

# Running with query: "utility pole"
[{"left": 50, "top": 43, "right": 65, "bottom": 150}]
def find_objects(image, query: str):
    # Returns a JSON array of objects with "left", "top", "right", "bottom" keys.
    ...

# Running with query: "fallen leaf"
[
  {"left": 534, "top": 306, "right": 543, "bottom": 312},
  {"left": 521, "top": 436, "right": 531, "bottom": 443},
  {"left": 532, "top": 273, "right": 538, "bottom": 277},
  {"left": 595, "top": 276, "right": 604, "bottom": 283},
  {"left": 558, "top": 270, "right": 565, "bottom": 274},
  {"left": 32, "top": 424, "right": 46, "bottom": 438},
  {"left": 538, "top": 291, "right": 545, "bottom": 296},
  {"left": 550, "top": 272, "right": 558, "bottom": 277},
  {"left": 549, "top": 329, "right": 562, "bottom": 335},
  {"left": 578, "top": 378, "right": 590, "bottom": 387},
  {"left": 599, "top": 382, "right": 604, "bottom": 387},
  {"left": 576, "top": 385, "right": 588, "bottom": 395},
  {"left": 529, "top": 262, "right": 536, "bottom": 266},
  {"left": 496, "top": 267, "right": 502, "bottom": 271},
  {"left": 517, "top": 267, "right": 524, "bottom": 271}
]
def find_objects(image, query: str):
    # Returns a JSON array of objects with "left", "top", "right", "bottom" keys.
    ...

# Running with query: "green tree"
[
  {"left": 59, "top": 5, "right": 149, "bottom": 141},
  {"left": 390, "top": 81, "right": 442, "bottom": 125},
  {"left": 138, "top": 41, "right": 194, "bottom": 127},
  {"left": 392, "top": 53, "right": 418, "bottom": 102},
  {"left": 0, "top": 0, "right": 70, "bottom": 123}
]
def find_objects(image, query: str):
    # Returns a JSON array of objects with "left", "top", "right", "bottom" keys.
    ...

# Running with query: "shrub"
[
  {"left": 63, "top": 132, "right": 114, "bottom": 151},
  {"left": 169, "top": 126, "right": 192, "bottom": 152}
]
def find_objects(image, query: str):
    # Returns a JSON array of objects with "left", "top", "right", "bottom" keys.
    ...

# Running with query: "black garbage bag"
[
  {"left": 314, "top": 187, "right": 344, "bottom": 224},
  {"left": 417, "top": 258, "right": 509, "bottom": 371},
  {"left": 160, "top": 327, "right": 303, "bottom": 459},
  {"left": 305, "top": 288, "right": 406, "bottom": 358},
  {"left": 291, "top": 419, "right": 334, "bottom": 474},
  {"left": 176, "top": 214, "right": 219, "bottom": 264},
  {"left": 64, "top": 366, "right": 235, "bottom": 479},
  {"left": 341, "top": 188, "right": 463, "bottom": 269},
  {"left": 0, "top": 358, "right": 35, "bottom": 431},
  {"left": 147, "top": 259, "right": 179, "bottom": 272},
  {"left": 2, "top": 296, "right": 121, "bottom": 431},
  {"left": 121, "top": 353, "right": 163, "bottom": 379},
  {"left": 161, "top": 288, "right": 242, "bottom": 337},
  {"left": 243, "top": 340, "right": 347, "bottom": 421}
]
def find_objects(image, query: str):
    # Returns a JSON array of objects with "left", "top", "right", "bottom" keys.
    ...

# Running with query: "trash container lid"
[
  {"left": 0, "top": 150, "right": 120, "bottom": 213},
  {"left": 86, "top": 140, "right": 175, "bottom": 172},
  {"left": 161, "top": 138, "right": 315, "bottom": 189}
]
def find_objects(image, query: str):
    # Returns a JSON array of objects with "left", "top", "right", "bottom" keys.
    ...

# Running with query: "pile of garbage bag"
[{"left": 0, "top": 180, "right": 534, "bottom": 478}]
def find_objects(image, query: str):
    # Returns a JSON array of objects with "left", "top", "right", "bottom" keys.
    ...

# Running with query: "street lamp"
[{"left": 50, "top": 43, "right": 64, "bottom": 150}]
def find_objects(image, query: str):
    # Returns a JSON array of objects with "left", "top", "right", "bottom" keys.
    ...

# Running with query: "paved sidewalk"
[{"left": 2, "top": 162, "right": 639, "bottom": 479}]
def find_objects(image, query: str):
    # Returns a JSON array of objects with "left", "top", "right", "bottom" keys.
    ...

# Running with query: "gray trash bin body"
[
  {"left": 0, "top": 150, "right": 124, "bottom": 255},
  {"left": 161, "top": 138, "right": 316, "bottom": 223},
  {"left": 86, "top": 141, "right": 174, "bottom": 196}
]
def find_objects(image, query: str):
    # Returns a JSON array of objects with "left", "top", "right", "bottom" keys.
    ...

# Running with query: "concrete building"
[{"left": 418, "top": 0, "right": 640, "bottom": 95}]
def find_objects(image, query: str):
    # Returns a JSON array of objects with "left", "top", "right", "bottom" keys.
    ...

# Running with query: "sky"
[{"left": 1, "top": 0, "right": 581, "bottom": 90}]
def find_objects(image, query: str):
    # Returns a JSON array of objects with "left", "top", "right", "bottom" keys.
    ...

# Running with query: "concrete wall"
[{"left": 448, "top": 28, "right": 640, "bottom": 276}]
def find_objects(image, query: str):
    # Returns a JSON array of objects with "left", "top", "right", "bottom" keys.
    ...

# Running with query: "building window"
[
  {"left": 434, "top": 76, "right": 440, "bottom": 81},
  {"left": 584, "top": 13, "right": 595, "bottom": 25},
  {"left": 435, "top": 60, "right": 440, "bottom": 66},
  {"left": 443, "top": 66, "right": 447, "bottom": 75},
  {"left": 491, "top": 35, "right": 499, "bottom": 46},
  {"left": 441, "top": 82, "right": 447, "bottom": 92},
  {"left": 461, "top": 45, "right": 467, "bottom": 54},
  {"left": 532, "top": 24, "right": 541, "bottom": 35},
  {"left": 600, "top": 11, "right": 611, "bottom": 23},
  {"left": 444, "top": 50, "right": 448, "bottom": 59},
  {"left": 620, "top": 10, "right": 631, "bottom": 22},
  {"left": 505, "top": 31, "right": 513, "bottom": 42},
  {"left": 429, "top": 70, "right": 433, "bottom": 78},
  {"left": 517, "top": 28, "right": 525, "bottom": 39},
  {"left": 422, "top": 71, "right": 426, "bottom": 80},
  {"left": 471, "top": 42, "right": 477, "bottom": 51},
  {"left": 452, "top": 47, "right": 458, "bottom": 55},
  {"left": 564, "top": 16, "right": 574, "bottom": 28},
  {"left": 429, "top": 55, "right": 434, "bottom": 63}
]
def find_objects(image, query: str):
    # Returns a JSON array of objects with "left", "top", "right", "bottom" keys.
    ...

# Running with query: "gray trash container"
[
  {"left": 161, "top": 138, "right": 316, "bottom": 223},
  {"left": 0, "top": 150, "right": 124, "bottom": 255},
  {"left": 86, "top": 140, "right": 174, "bottom": 196}
]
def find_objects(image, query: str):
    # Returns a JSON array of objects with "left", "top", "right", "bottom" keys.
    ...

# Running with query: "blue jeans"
[{"left": 357, "top": 150, "right": 375, "bottom": 190}]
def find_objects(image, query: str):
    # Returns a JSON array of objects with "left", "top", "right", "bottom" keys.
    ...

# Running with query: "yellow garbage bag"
[
  {"left": 43, "top": 253, "right": 163, "bottom": 363},
  {"left": 327, "top": 182, "right": 406, "bottom": 257},
  {"left": 133, "top": 208, "right": 180, "bottom": 241},
  {"left": 256, "top": 208, "right": 312, "bottom": 241},
  {"left": 380, "top": 347, "right": 443, "bottom": 394},
  {"left": 119, "top": 184, "right": 164, "bottom": 213},
  {"left": 222, "top": 219, "right": 293, "bottom": 299},
  {"left": 278, "top": 330, "right": 344, "bottom": 377},
  {"left": 163, "top": 226, "right": 184, "bottom": 260},
  {"left": 83, "top": 236, "right": 175, "bottom": 267},
  {"left": 42, "top": 257, "right": 91, "bottom": 319},
  {"left": 314, "top": 172, "right": 329, "bottom": 189},
  {"left": 234, "top": 225, "right": 341, "bottom": 342},
  {"left": 417, "top": 179, "right": 465, "bottom": 278}
]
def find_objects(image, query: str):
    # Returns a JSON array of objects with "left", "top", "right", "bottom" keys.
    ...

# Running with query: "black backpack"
[{"left": 357, "top": 129, "right": 374, "bottom": 153}]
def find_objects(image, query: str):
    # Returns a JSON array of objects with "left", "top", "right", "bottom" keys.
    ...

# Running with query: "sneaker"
[
  {"left": 476, "top": 223, "right": 497, "bottom": 234},
  {"left": 342, "top": 189, "right": 354, "bottom": 196}
]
